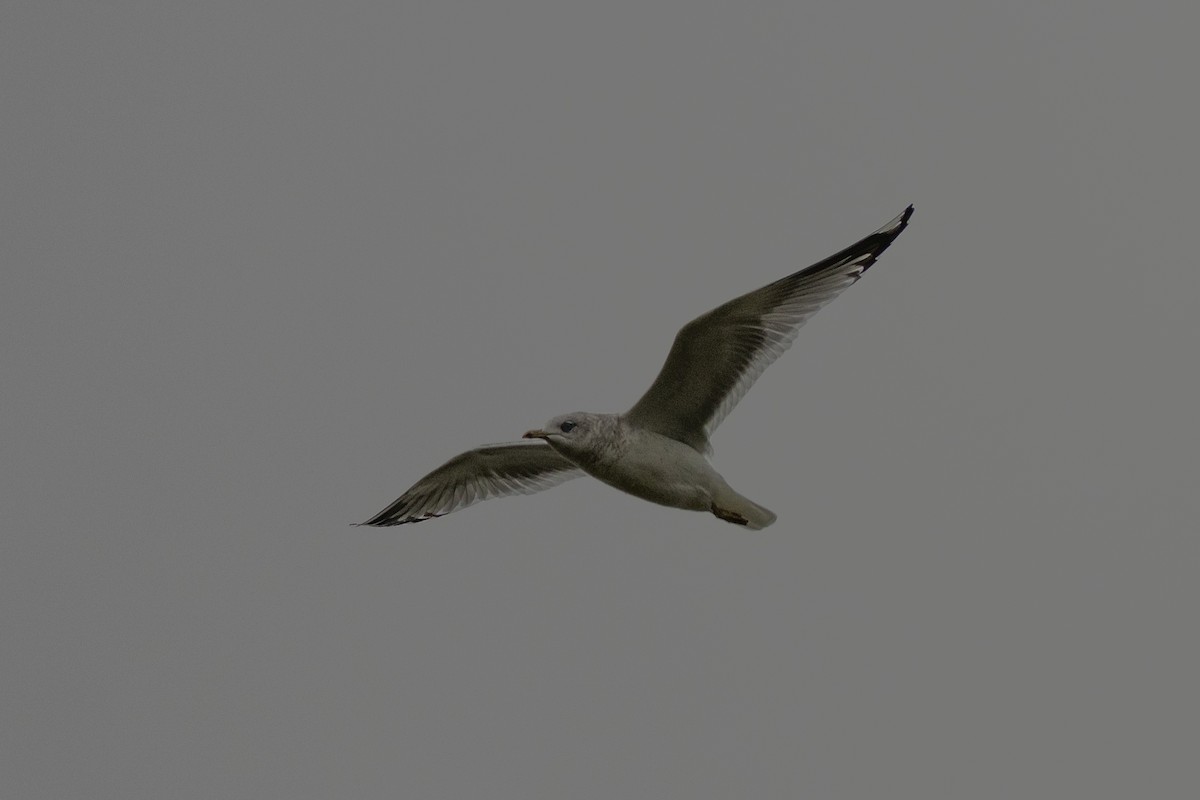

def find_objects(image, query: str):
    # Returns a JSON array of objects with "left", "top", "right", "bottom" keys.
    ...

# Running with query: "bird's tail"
[{"left": 711, "top": 487, "right": 777, "bottom": 530}]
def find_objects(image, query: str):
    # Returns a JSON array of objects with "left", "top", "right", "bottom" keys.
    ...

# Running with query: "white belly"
[{"left": 583, "top": 429, "right": 724, "bottom": 511}]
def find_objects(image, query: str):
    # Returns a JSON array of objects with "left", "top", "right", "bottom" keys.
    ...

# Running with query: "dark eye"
[{"left": 559, "top": 420, "right": 577, "bottom": 433}]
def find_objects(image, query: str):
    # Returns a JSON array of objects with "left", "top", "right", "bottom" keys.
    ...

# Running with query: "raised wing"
[
  {"left": 625, "top": 205, "right": 913, "bottom": 453},
  {"left": 358, "top": 440, "right": 583, "bottom": 525}
]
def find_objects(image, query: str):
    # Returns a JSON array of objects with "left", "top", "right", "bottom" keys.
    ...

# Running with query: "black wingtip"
[
  {"left": 807, "top": 203, "right": 913, "bottom": 280},
  {"left": 880, "top": 204, "right": 915, "bottom": 238},
  {"left": 353, "top": 513, "right": 435, "bottom": 527}
]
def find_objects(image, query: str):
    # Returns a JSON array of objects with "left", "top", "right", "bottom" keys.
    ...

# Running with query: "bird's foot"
[{"left": 710, "top": 503, "right": 749, "bottom": 526}]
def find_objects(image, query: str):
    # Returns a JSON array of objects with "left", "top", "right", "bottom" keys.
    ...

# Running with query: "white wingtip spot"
[{"left": 877, "top": 204, "right": 915, "bottom": 236}]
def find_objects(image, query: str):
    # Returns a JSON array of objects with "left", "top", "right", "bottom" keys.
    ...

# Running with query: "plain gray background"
[{"left": 4, "top": 2, "right": 1198, "bottom": 797}]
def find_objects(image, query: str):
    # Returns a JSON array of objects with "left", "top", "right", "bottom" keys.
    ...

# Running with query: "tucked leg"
[{"left": 710, "top": 502, "right": 750, "bottom": 526}]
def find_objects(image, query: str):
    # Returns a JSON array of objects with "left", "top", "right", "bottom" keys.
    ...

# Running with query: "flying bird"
[{"left": 360, "top": 205, "right": 913, "bottom": 529}]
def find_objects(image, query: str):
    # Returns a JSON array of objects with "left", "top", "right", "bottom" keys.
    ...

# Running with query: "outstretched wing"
[
  {"left": 625, "top": 205, "right": 913, "bottom": 453},
  {"left": 358, "top": 440, "right": 583, "bottom": 526}
]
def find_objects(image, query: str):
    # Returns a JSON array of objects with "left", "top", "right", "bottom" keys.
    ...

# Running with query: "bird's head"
[{"left": 523, "top": 412, "right": 611, "bottom": 459}]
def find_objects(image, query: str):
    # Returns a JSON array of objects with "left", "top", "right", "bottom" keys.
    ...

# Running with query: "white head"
[{"left": 523, "top": 412, "right": 615, "bottom": 461}]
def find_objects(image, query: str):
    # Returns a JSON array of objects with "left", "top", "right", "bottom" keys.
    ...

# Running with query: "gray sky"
[{"left": 4, "top": 2, "right": 1198, "bottom": 797}]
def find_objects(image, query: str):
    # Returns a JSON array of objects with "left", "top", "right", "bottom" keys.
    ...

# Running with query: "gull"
[{"left": 360, "top": 205, "right": 913, "bottom": 529}]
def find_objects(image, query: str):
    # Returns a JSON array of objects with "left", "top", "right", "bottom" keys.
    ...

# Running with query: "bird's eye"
[{"left": 559, "top": 421, "right": 577, "bottom": 433}]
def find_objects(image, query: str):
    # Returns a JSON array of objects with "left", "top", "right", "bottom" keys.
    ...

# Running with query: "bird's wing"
[
  {"left": 625, "top": 205, "right": 913, "bottom": 453},
  {"left": 358, "top": 440, "right": 583, "bottom": 525}
]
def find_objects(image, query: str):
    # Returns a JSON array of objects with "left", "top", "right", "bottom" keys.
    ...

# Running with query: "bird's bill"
[{"left": 523, "top": 429, "right": 550, "bottom": 440}]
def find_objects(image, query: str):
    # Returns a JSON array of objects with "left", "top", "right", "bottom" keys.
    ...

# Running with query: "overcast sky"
[{"left": 4, "top": 2, "right": 1198, "bottom": 797}]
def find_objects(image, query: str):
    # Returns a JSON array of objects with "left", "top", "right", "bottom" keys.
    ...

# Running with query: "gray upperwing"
[
  {"left": 358, "top": 440, "right": 583, "bottom": 525},
  {"left": 624, "top": 205, "right": 913, "bottom": 453}
]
